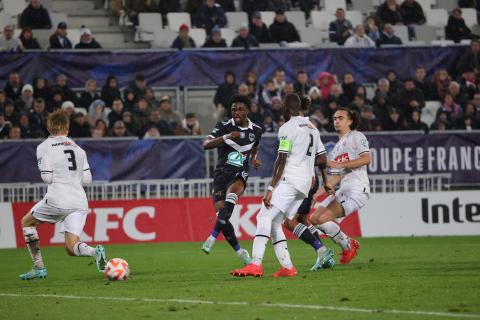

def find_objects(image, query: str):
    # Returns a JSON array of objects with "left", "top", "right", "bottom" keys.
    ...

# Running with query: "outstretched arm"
[{"left": 263, "top": 152, "right": 287, "bottom": 208}]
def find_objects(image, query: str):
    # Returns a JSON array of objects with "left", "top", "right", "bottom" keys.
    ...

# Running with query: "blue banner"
[{"left": 0, "top": 47, "right": 465, "bottom": 88}]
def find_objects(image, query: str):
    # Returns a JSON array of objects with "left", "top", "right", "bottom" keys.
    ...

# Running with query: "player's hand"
[
  {"left": 324, "top": 183, "right": 335, "bottom": 195},
  {"left": 263, "top": 190, "right": 273, "bottom": 209},
  {"left": 252, "top": 157, "right": 262, "bottom": 169},
  {"left": 229, "top": 131, "right": 241, "bottom": 140},
  {"left": 328, "top": 160, "right": 343, "bottom": 169}
]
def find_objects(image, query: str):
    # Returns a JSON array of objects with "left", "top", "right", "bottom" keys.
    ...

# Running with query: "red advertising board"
[{"left": 6, "top": 197, "right": 361, "bottom": 248}]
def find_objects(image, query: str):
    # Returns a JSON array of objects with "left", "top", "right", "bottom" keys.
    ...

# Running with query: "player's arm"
[
  {"left": 263, "top": 135, "right": 290, "bottom": 208},
  {"left": 203, "top": 122, "right": 240, "bottom": 150},
  {"left": 250, "top": 145, "right": 262, "bottom": 169},
  {"left": 81, "top": 150, "right": 92, "bottom": 185},
  {"left": 328, "top": 152, "right": 370, "bottom": 169},
  {"left": 315, "top": 152, "right": 335, "bottom": 195},
  {"left": 37, "top": 146, "right": 53, "bottom": 184}
]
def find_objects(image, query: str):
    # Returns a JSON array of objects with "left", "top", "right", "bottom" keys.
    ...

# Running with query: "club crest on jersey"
[
  {"left": 249, "top": 133, "right": 255, "bottom": 142},
  {"left": 227, "top": 151, "right": 246, "bottom": 167},
  {"left": 335, "top": 153, "right": 350, "bottom": 163}
]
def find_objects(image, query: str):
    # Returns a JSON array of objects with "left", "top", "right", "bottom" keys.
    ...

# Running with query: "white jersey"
[
  {"left": 330, "top": 130, "right": 370, "bottom": 193},
  {"left": 278, "top": 116, "right": 326, "bottom": 196},
  {"left": 36, "top": 136, "right": 90, "bottom": 209}
]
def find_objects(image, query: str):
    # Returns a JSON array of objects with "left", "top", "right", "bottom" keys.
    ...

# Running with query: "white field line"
[{"left": 0, "top": 293, "right": 479, "bottom": 319}]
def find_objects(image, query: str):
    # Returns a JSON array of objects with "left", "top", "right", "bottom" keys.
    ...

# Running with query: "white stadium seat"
[
  {"left": 285, "top": 11, "right": 306, "bottom": 30},
  {"left": 415, "top": 0, "right": 433, "bottom": 11},
  {"left": 49, "top": 12, "right": 68, "bottom": 31},
  {"left": 225, "top": 11, "right": 248, "bottom": 30},
  {"left": 431, "top": 39, "right": 455, "bottom": 46},
  {"left": 167, "top": 12, "right": 191, "bottom": 31},
  {"left": 393, "top": 25, "right": 409, "bottom": 43},
  {"left": 324, "top": 0, "right": 346, "bottom": 14},
  {"left": 436, "top": 0, "right": 457, "bottom": 12},
  {"left": 461, "top": 8, "right": 478, "bottom": 28},
  {"left": 414, "top": 25, "right": 437, "bottom": 42},
  {"left": 138, "top": 13, "right": 162, "bottom": 41},
  {"left": 67, "top": 29, "right": 81, "bottom": 46},
  {"left": 2, "top": 0, "right": 26, "bottom": 16},
  {"left": 189, "top": 28, "right": 206, "bottom": 47},
  {"left": 351, "top": 0, "right": 374, "bottom": 14},
  {"left": 220, "top": 28, "right": 236, "bottom": 46},
  {"left": 0, "top": 12, "right": 13, "bottom": 30},
  {"left": 151, "top": 28, "right": 177, "bottom": 48},
  {"left": 425, "top": 9, "right": 449, "bottom": 28},
  {"left": 345, "top": 10, "right": 363, "bottom": 27},
  {"left": 311, "top": 11, "right": 335, "bottom": 30},
  {"left": 300, "top": 27, "right": 325, "bottom": 47},
  {"left": 259, "top": 11, "right": 275, "bottom": 27}
]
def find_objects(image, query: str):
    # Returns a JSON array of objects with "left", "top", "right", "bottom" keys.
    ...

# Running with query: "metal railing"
[{"left": 0, "top": 173, "right": 451, "bottom": 203}]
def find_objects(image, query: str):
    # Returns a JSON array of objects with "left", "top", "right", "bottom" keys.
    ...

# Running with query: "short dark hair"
[
  {"left": 300, "top": 95, "right": 311, "bottom": 112},
  {"left": 284, "top": 93, "right": 301, "bottom": 113},
  {"left": 229, "top": 94, "right": 251, "bottom": 109},
  {"left": 336, "top": 106, "right": 359, "bottom": 130},
  {"left": 186, "top": 112, "right": 196, "bottom": 118}
]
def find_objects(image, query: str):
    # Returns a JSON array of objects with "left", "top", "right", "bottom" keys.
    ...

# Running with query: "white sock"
[
  {"left": 73, "top": 242, "right": 96, "bottom": 257},
  {"left": 251, "top": 205, "right": 279, "bottom": 265},
  {"left": 317, "top": 221, "right": 350, "bottom": 251},
  {"left": 252, "top": 235, "right": 269, "bottom": 265},
  {"left": 272, "top": 222, "right": 293, "bottom": 269},
  {"left": 23, "top": 227, "right": 44, "bottom": 269},
  {"left": 206, "top": 235, "right": 216, "bottom": 245}
]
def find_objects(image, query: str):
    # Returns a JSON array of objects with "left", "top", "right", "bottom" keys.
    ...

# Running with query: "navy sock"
[
  {"left": 222, "top": 221, "right": 241, "bottom": 251},
  {"left": 308, "top": 225, "right": 321, "bottom": 241},
  {"left": 294, "top": 223, "right": 323, "bottom": 251},
  {"left": 210, "top": 193, "right": 238, "bottom": 239}
]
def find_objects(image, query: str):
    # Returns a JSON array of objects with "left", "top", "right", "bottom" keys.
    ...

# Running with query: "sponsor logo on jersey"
[
  {"left": 51, "top": 141, "right": 72, "bottom": 147},
  {"left": 335, "top": 153, "right": 350, "bottom": 163},
  {"left": 249, "top": 133, "right": 255, "bottom": 142},
  {"left": 227, "top": 151, "right": 246, "bottom": 167}
]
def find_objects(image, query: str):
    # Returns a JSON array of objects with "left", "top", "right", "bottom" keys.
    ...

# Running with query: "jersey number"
[
  {"left": 306, "top": 134, "right": 313, "bottom": 156},
  {"left": 64, "top": 150, "right": 77, "bottom": 171}
]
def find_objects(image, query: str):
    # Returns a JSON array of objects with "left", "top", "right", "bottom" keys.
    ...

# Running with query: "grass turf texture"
[{"left": 0, "top": 236, "right": 479, "bottom": 320}]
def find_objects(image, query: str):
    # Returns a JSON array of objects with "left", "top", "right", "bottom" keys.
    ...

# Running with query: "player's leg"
[
  {"left": 202, "top": 199, "right": 225, "bottom": 253},
  {"left": 271, "top": 215, "right": 297, "bottom": 277},
  {"left": 19, "top": 211, "right": 48, "bottom": 280},
  {"left": 63, "top": 210, "right": 107, "bottom": 272}
]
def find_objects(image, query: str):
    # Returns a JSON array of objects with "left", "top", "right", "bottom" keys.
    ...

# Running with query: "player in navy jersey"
[{"left": 201, "top": 95, "right": 263, "bottom": 265}]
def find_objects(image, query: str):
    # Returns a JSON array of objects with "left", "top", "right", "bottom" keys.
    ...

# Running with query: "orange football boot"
[
  {"left": 231, "top": 263, "right": 264, "bottom": 277},
  {"left": 272, "top": 266, "right": 297, "bottom": 277},
  {"left": 340, "top": 239, "right": 360, "bottom": 264}
]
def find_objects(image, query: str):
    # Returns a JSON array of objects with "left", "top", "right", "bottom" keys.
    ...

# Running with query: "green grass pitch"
[{"left": 0, "top": 236, "right": 479, "bottom": 320}]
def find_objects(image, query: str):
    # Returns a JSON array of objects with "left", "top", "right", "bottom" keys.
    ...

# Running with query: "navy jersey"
[{"left": 208, "top": 118, "right": 263, "bottom": 173}]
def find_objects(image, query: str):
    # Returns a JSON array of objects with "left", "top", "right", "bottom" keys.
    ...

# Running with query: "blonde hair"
[{"left": 47, "top": 109, "right": 70, "bottom": 135}]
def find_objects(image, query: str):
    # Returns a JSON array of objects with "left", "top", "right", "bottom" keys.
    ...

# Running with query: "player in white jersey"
[
  {"left": 19, "top": 110, "right": 107, "bottom": 280},
  {"left": 231, "top": 94, "right": 335, "bottom": 278},
  {"left": 310, "top": 107, "right": 371, "bottom": 264}
]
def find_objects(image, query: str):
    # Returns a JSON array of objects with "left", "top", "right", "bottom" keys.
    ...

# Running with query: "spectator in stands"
[
  {"left": 78, "top": 79, "right": 100, "bottom": 110},
  {"left": 53, "top": 74, "right": 78, "bottom": 105},
  {"left": 0, "top": 113, "right": 12, "bottom": 139},
  {"left": 358, "top": 105, "right": 382, "bottom": 131},
  {"left": 29, "top": 98, "right": 48, "bottom": 136},
  {"left": 329, "top": 8, "right": 353, "bottom": 45},
  {"left": 61, "top": 101, "right": 76, "bottom": 122},
  {"left": 120, "top": 111, "right": 139, "bottom": 136},
  {"left": 456, "top": 40, "right": 480, "bottom": 76},
  {"left": 269, "top": 10, "right": 301, "bottom": 44},
  {"left": 459, "top": 102, "right": 479, "bottom": 128},
  {"left": 70, "top": 112, "right": 91, "bottom": 138},
  {"left": 171, "top": 24, "right": 196, "bottom": 49},
  {"left": 344, "top": 25, "right": 376, "bottom": 47},
  {"left": 377, "top": 0, "right": 403, "bottom": 25},
  {"left": 270, "top": 96, "right": 283, "bottom": 122},
  {"left": 308, "top": 87, "right": 322, "bottom": 112},
  {"left": 109, "top": 120, "right": 130, "bottom": 137},
  {"left": 400, "top": 0, "right": 426, "bottom": 26},
  {"left": 315, "top": 71, "right": 337, "bottom": 101},
  {"left": 49, "top": 22, "right": 72, "bottom": 49},
  {"left": 340, "top": 73, "right": 357, "bottom": 103},
  {"left": 88, "top": 99, "right": 109, "bottom": 126},
  {"left": 108, "top": 98, "right": 125, "bottom": 127},
  {"left": 49, "top": 89, "right": 64, "bottom": 112},
  {"left": 214, "top": 71, "right": 237, "bottom": 112},
  {"left": 387, "top": 70, "right": 402, "bottom": 94},
  {"left": 327, "top": 84, "right": 349, "bottom": 107},
  {"left": 356, "top": 86, "right": 371, "bottom": 104},
  {"left": 32, "top": 77, "right": 50, "bottom": 102},
  {"left": 282, "top": 83, "right": 294, "bottom": 97},
  {"left": 7, "top": 126, "right": 22, "bottom": 139},
  {"left": 19, "top": 114, "right": 41, "bottom": 138},
  {"left": 159, "top": 95, "right": 183, "bottom": 129},
  {"left": 376, "top": 23, "right": 403, "bottom": 47},
  {"left": 4, "top": 73, "right": 24, "bottom": 101},
  {"left": 194, "top": 0, "right": 227, "bottom": 35},
  {"left": 19, "top": 28, "right": 41, "bottom": 49},
  {"left": 262, "top": 112, "right": 276, "bottom": 132},
  {"left": 124, "top": 74, "right": 148, "bottom": 102},
  {"left": 91, "top": 119, "right": 108, "bottom": 138},
  {"left": 19, "top": 0, "right": 52, "bottom": 30},
  {"left": 384, "top": 107, "right": 405, "bottom": 130},
  {"left": 143, "top": 126, "right": 161, "bottom": 139},
  {"left": 446, "top": 8, "right": 473, "bottom": 43},
  {"left": 365, "top": 16, "right": 381, "bottom": 42},
  {"left": 75, "top": 27, "right": 102, "bottom": 49},
  {"left": 101, "top": 75, "right": 122, "bottom": 108},
  {"left": 248, "top": 101, "right": 263, "bottom": 126},
  {"left": 216, "top": 0, "right": 236, "bottom": 12},
  {"left": 396, "top": 78, "right": 425, "bottom": 120},
  {"left": 237, "top": 83, "right": 250, "bottom": 97},
  {"left": 245, "top": 71, "right": 261, "bottom": 102},
  {"left": 406, "top": 109, "right": 429, "bottom": 132},
  {"left": 147, "top": 109, "right": 174, "bottom": 136},
  {"left": 449, "top": 81, "right": 468, "bottom": 106},
  {"left": 242, "top": 0, "right": 269, "bottom": 19},
  {"left": 231, "top": 23, "right": 259, "bottom": 49},
  {"left": 413, "top": 66, "right": 434, "bottom": 100},
  {"left": 260, "top": 79, "right": 281, "bottom": 109},
  {"left": 202, "top": 26, "right": 227, "bottom": 47},
  {"left": 432, "top": 69, "right": 452, "bottom": 100},
  {"left": 3, "top": 101, "right": 18, "bottom": 125},
  {"left": 293, "top": 71, "right": 312, "bottom": 96},
  {"left": 0, "top": 25, "right": 24, "bottom": 52},
  {"left": 310, "top": 106, "right": 329, "bottom": 132},
  {"left": 133, "top": 96, "right": 151, "bottom": 133},
  {"left": 114, "top": 0, "right": 156, "bottom": 26},
  {"left": 145, "top": 88, "right": 159, "bottom": 108},
  {"left": 186, "top": 0, "right": 204, "bottom": 15},
  {"left": 15, "top": 85, "right": 35, "bottom": 113},
  {"left": 373, "top": 92, "right": 393, "bottom": 125},
  {"left": 123, "top": 89, "right": 136, "bottom": 112},
  {"left": 267, "top": 0, "right": 291, "bottom": 11},
  {"left": 436, "top": 93, "right": 463, "bottom": 124},
  {"left": 176, "top": 113, "right": 202, "bottom": 135},
  {"left": 458, "top": 70, "right": 477, "bottom": 100},
  {"left": 273, "top": 68, "right": 286, "bottom": 92},
  {"left": 350, "top": 94, "right": 370, "bottom": 113},
  {"left": 249, "top": 11, "right": 272, "bottom": 43},
  {"left": 0, "top": 90, "right": 10, "bottom": 112}
]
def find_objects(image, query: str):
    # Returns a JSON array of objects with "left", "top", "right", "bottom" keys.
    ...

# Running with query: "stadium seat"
[
  {"left": 67, "top": 29, "right": 80, "bottom": 46},
  {"left": 225, "top": 11, "right": 248, "bottom": 30},
  {"left": 345, "top": 10, "right": 363, "bottom": 27},
  {"left": 415, "top": 0, "right": 433, "bottom": 11},
  {"left": 167, "top": 12, "right": 191, "bottom": 31},
  {"left": 393, "top": 25, "right": 409, "bottom": 43},
  {"left": 259, "top": 43, "right": 280, "bottom": 48},
  {"left": 431, "top": 39, "right": 455, "bottom": 46},
  {"left": 138, "top": 13, "right": 162, "bottom": 42},
  {"left": 32, "top": 29, "right": 52, "bottom": 49},
  {"left": 436, "top": 0, "right": 457, "bottom": 12},
  {"left": 259, "top": 11, "right": 275, "bottom": 27},
  {"left": 189, "top": 28, "right": 206, "bottom": 47},
  {"left": 425, "top": 9, "right": 448, "bottom": 27},
  {"left": 151, "top": 28, "right": 177, "bottom": 48},
  {"left": 300, "top": 27, "right": 325, "bottom": 47},
  {"left": 2, "top": 0, "right": 26, "bottom": 16},
  {"left": 404, "top": 40, "right": 428, "bottom": 46},
  {"left": 415, "top": 25, "right": 437, "bottom": 42},
  {"left": 0, "top": 12, "right": 13, "bottom": 30},
  {"left": 311, "top": 11, "right": 335, "bottom": 30},
  {"left": 285, "top": 11, "right": 306, "bottom": 30},
  {"left": 220, "top": 27, "right": 236, "bottom": 46},
  {"left": 461, "top": 8, "right": 478, "bottom": 28},
  {"left": 351, "top": 0, "right": 374, "bottom": 14},
  {"left": 49, "top": 12, "right": 68, "bottom": 31},
  {"left": 422, "top": 101, "right": 441, "bottom": 126},
  {"left": 324, "top": 0, "right": 346, "bottom": 14}
]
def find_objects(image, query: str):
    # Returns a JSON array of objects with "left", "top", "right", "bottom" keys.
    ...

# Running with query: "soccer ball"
[{"left": 104, "top": 258, "right": 129, "bottom": 281}]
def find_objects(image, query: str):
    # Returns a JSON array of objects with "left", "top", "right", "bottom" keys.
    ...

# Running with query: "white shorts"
[
  {"left": 320, "top": 188, "right": 369, "bottom": 216},
  {"left": 271, "top": 180, "right": 306, "bottom": 220},
  {"left": 30, "top": 199, "right": 89, "bottom": 237}
]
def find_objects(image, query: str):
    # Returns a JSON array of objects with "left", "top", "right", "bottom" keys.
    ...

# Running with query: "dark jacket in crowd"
[
  {"left": 376, "top": 32, "right": 403, "bottom": 47},
  {"left": 269, "top": 19, "right": 300, "bottom": 43},
  {"left": 376, "top": 2, "right": 403, "bottom": 25},
  {"left": 400, "top": 1, "right": 426, "bottom": 25},
  {"left": 75, "top": 39, "right": 102, "bottom": 49},
  {"left": 4, "top": 82, "right": 24, "bottom": 101},
  {"left": 194, "top": 3, "right": 227, "bottom": 34},
  {"left": 171, "top": 36, "right": 196, "bottom": 49},
  {"left": 78, "top": 91, "right": 100, "bottom": 110},
  {"left": 329, "top": 19, "right": 353, "bottom": 45},
  {"left": 407, "top": 119, "right": 429, "bottom": 132},
  {"left": 396, "top": 88, "right": 425, "bottom": 117},
  {"left": 158, "top": 0, "right": 181, "bottom": 16},
  {"left": 446, "top": 16, "right": 472, "bottom": 43},
  {"left": 231, "top": 35, "right": 259, "bottom": 49},
  {"left": 51, "top": 84, "right": 78, "bottom": 105},
  {"left": 214, "top": 82, "right": 238, "bottom": 108},
  {"left": 293, "top": 82, "right": 312, "bottom": 96},
  {"left": 202, "top": 38, "right": 227, "bottom": 48},
  {"left": 456, "top": 48, "right": 480, "bottom": 75},
  {"left": 19, "top": 4, "right": 52, "bottom": 29},
  {"left": 267, "top": 0, "right": 291, "bottom": 11},
  {"left": 49, "top": 34, "right": 73, "bottom": 49},
  {"left": 70, "top": 120, "right": 92, "bottom": 138},
  {"left": 249, "top": 23, "right": 272, "bottom": 43},
  {"left": 216, "top": 0, "right": 236, "bottom": 12},
  {"left": 20, "top": 37, "right": 41, "bottom": 49},
  {"left": 242, "top": 0, "right": 268, "bottom": 18},
  {"left": 101, "top": 82, "right": 122, "bottom": 108}
]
